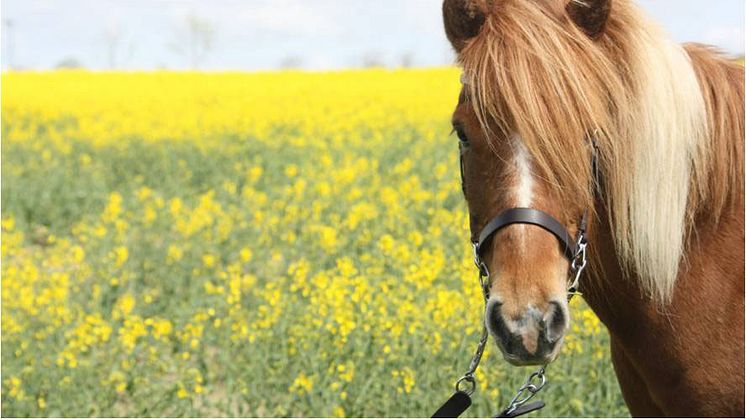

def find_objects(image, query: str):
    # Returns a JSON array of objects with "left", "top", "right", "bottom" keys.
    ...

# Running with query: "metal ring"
[
  {"left": 478, "top": 262, "right": 489, "bottom": 278},
  {"left": 510, "top": 388, "right": 536, "bottom": 407},
  {"left": 571, "top": 242, "right": 586, "bottom": 270},
  {"left": 478, "top": 272, "right": 490, "bottom": 299},
  {"left": 455, "top": 375, "right": 476, "bottom": 396},
  {"left": 528, "top": 371, "right": 546, "bottom": 389},
  {"left": 571, "top": 254, "right": 586, "bottom": 273}
]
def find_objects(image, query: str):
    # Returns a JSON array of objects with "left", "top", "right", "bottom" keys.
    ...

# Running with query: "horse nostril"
[
  {"left": 486, "top": 300, "right": 511, "bottom": 345},
  {"left": 544, "top": 301, "right": 567, "bottom": 343}
]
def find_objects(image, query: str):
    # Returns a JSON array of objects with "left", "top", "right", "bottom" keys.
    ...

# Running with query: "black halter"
[
  {"left": 460, "top": 138, "right": 598, "bottom": 275},
  {"left": 476, "top": 207, "right": 587, "bottom": 261}
]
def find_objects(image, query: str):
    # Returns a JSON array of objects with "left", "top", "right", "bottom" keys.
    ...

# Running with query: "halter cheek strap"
[{"left": 475, "top": 208, "right": 587, "bottom": 261}]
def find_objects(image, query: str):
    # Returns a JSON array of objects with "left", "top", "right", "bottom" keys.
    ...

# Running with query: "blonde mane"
[{"left": 457, "top": 0, "right": 744, "bottom": 303}]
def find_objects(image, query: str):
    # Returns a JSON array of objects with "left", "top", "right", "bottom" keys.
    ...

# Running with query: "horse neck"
[
  {"left": 580, "top": 204, "right": 652, "bottom": 340},
  {"left": 582, "top": 194, "right": 744, "bottom": 342}
]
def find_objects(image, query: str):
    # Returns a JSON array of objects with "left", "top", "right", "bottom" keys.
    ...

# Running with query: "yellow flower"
[
  {"left": 113, "top": 293, "right": 136, "bottom": 319},
  {"left": 338, "top": 362, "right": 354, "bottom": 382},
  {"left": 239, "top": 248, "right": 253, "bottom": 262},
  {"left": 2, "top": 216, "right": 15, "bottom": 231},
  {"left": 102, "top": 192, "right": 123, "bottom": 223},
  {"left": 284, "top": 165, "right": 298, "bottom": 178},
  {"left": 72, "top": 246, "right": 86, "bottom": 264},
  {"left": 202, "top": 254, "right": 216, "bottom": 268},
  {"left": 136, "top": 186, "right": 153, "bottom": 201},
  {"left": 316, "top": 226, "right": 338, "bottom": 252},
  {"left": 379, "top": 234, "right": 395, "bottom": 253},
  {"left": 248, "top": 166, "right": 263, "bottom": 183},
  {"left": 6, "top": 376, "right": 24, "bottom": 400},
  {"left": 394, "top": 368, "right": 416, "bottom": 394},
  {"left": 167, "top": 244, "right": 183, "bottom": 263},
  {"left": 289, "top": 372, "right": 315, "bottom": 396},
  {"left": 112, "top": 246, "right": 129, "bottom": 268},
  {"left": 151, "top": 319, "right": 173, "bottom": 340},
  {"left": 170, "top": 198, "right": 183, "bottom": 217},
  {"left": 118, "top": 316, "right": 147, "bottom": 353}
]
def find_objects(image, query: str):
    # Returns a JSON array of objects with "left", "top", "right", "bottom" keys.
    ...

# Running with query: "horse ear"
[
  {"left": 443, "top": 0, "right": 487, "bottom": 52},
  {"left": 566, "top": 0, "right": 612, "bottom": 39}
]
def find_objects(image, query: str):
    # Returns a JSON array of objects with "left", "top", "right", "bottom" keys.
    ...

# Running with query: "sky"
[{"left": 1, "top": 0, "right": 743, "bottom": 71}]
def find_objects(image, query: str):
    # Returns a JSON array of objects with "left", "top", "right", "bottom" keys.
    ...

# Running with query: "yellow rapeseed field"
[{"left": 1, "top": 70, "right": 628, "bottom": 417}]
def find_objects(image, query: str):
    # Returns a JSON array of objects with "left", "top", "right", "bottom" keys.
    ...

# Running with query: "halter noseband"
[{"left": 475, "top": 207, "right": 587, "bottom": 262}]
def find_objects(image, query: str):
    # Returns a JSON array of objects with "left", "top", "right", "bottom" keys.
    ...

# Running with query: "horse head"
[{"left": 443, "top": 0, "right": 614, "bottom": 366}]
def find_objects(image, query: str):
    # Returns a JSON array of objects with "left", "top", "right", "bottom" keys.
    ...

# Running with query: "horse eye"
[{"left": 455, "top": 127, "right": 470, "bottom": 146}]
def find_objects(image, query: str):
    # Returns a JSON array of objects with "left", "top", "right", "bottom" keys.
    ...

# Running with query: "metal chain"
[
  {"left": 454, "top": 325, "right": 488, "bottom": 396},
  {"left": 502, "top": 366, "right": 548, "bottom": 416},
  {"left": 454, "top": 249, "right": 491, "bottom": 396}
]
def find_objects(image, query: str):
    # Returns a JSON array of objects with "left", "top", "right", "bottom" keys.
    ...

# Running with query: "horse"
[{"left": 442, "top": 0, "right": 744, "bottom": 416}]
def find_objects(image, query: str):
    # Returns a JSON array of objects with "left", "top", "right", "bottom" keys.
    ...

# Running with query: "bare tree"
[
  {"left": 361, "top": 51, "right": 384, "bottom": 68},
  {"left": 278, "top": 55, "right": 304, "bottom": 70},
  {"left": 102, "top": 24, "right": 137, "bottom": 70},
  {"left": 104, "top": 26, "right": 121, "bottom": 69},
  {"left": 168, "top": 12, "right": 215, "bottom": 70},
  {"left": 3, "top": 19, "right": 14, "bottom": 70},
  {"left": 399, "top": 52, "right": 414, "bottom": 68},
  {"left": 55, "top": 56, "right": 84, "bottom": 69}
]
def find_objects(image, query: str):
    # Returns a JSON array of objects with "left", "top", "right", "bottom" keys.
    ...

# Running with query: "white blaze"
[
  {"left": 511, "top": 136, "right": 534, "bottom": 251},
  {"left": 513, "top": 136, "right": 534, "bottom": 207}
]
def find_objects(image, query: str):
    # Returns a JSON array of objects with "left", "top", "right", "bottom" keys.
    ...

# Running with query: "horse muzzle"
[{"left": 485, "top": 298, "right": 569, "bottom": 366}]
